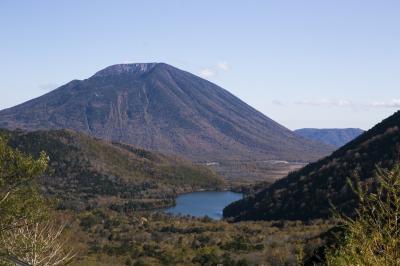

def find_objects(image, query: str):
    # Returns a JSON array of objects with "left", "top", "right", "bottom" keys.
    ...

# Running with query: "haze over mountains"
[
  {"left": 224, "top": 111, "right": 400, "bottom": 221},
  {"left": 294, "top": 128, "right": 364, "bottom": 147},
  {"left": 0, "top": 63, "right": 332, "bottom": 162}
]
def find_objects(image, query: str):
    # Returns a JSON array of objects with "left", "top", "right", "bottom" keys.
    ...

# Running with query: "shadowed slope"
[{"left": 224, "top": 111, "right": 400, "bottom": 221}]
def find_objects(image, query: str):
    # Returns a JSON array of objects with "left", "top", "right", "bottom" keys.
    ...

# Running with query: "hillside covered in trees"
[
  {"left": 224, "top": 111, "right": 400, "bottom": 221},
  {"left": 1, "top": 129, "right": 224, "bottom": 212},
  {"left": 0, "top": 131, "right": 333, "bottom": 265}
]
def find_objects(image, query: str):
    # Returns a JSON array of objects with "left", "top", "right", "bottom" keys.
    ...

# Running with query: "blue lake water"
[{"left": 164, "top": 191, "right": 243, "bottom": 220}]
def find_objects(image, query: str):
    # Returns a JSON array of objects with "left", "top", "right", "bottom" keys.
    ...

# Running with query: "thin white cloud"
[
  {"left": 294, "top": 99, "right": 353, "bottom": 107},
  {"left": 199, "top": 68, "right": 217, "bottom": 78},
  {"left": 369, "top": 99, "right": 400, "bottom": 108},
  {"left": 291, "top": 98, "right": 400, "bottom": 109},
  {"left": 217, "top": 61, "right": 229, "bottom": 71},
  {"left": 199, "top": 61, "right": 230, "bottom": 79}
]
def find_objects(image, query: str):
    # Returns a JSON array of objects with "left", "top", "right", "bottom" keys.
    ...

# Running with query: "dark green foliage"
[
  {"left": 224, "top": 110, "right": 400, "bottom": 221},
  {"left": 325, "top": 165, "right": 400, "bottom": 265},
  {"left": 192, "top": 246, "right": 220, "bottom": 265},
  {"left": 0, "top": 135, "right": 48, "bottom": 234},
  {"left": 0, "top": 137, "right": 76, "bottom": 265}
]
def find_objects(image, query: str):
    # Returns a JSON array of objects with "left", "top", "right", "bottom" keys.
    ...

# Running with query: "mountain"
[
  {"left": 294, "top": 128, "right": 364, "bottom": 147},
  {"left": 224, "top": 111, "right": 400, "bottom": 221},
  {"left": 0, "top": 63, "right": 332, "bottom": 162},
  {"left": 1, "top": 129, "right": 224, "bottom": 211}
]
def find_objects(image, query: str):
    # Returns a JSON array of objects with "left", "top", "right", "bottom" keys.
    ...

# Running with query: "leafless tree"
[{"left": 0, "top": 221, "right": 75, "bottom": 266}]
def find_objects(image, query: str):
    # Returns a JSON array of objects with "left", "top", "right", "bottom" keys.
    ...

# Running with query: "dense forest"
[{"left": 224, "top": 110, "right": 400, "bottom": 221}]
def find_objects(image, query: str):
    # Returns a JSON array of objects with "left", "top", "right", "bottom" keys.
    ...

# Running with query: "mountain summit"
[
  {"left": 0, "top": 63, "right": 332, "bottom": 161},
  {"left": 92, "top": 63, "right": 159, "bottom": 77}
]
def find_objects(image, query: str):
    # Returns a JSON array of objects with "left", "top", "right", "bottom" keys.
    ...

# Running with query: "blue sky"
[{"left": 1, "top": 1, "right": 399, "bottom": 130}]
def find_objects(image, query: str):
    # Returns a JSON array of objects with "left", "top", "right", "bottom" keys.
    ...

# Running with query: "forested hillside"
[
  {"left": 1, "top": 129, "right": 224, "bottom": 211},
  {"left": 224, "top": 111, "right": 400, "bottom": 221}
]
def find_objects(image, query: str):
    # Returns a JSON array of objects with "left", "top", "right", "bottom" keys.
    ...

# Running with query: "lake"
[{"left": 164, "top": 191, "right": 243, "bottom": 220}]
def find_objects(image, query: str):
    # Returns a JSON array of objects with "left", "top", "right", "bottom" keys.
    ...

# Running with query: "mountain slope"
[
  {"left": 1, "top": 129, "right": 224, "bottom": 211},
  {"left": 224, "top": 111, "right": 400, "bottom": 221},
  {"left": 294, "top": 128, "right": 364, "bottom": 147},
  {"left": 0, "top": 63, "right": 332, "bottom": 162}
]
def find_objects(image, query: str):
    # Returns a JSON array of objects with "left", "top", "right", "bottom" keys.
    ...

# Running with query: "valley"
[
  {"left": 0, "top": 128, "right": 335, "bottom": 265},
  {"left": 2, "top": 3, "right": 399, "bottom": 265},
  {"left": 0, "top": 63, "right": 398, "bottom": 266},
  {"left": 205, "top": 160, "right": 306, "bottom": 183}
]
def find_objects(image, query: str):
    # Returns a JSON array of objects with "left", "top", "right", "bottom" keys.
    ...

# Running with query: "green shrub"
[{"left": 326, "top": 165, "right": 400, "bottom": 265}]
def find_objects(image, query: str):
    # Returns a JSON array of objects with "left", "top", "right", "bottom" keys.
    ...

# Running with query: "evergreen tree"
[{"left": 326, "top": 165, "right": 400, "bottom": 265}]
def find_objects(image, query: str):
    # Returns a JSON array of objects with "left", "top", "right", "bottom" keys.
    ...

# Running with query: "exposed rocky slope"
[{"left": 0, "top": 63, "right": 332, "bottom": 162}]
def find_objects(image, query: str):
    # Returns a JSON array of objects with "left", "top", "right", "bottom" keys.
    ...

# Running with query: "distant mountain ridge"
[
  {"left": 0, "top": 63, "right": 332, "bottom": 162},
  {"left": 224, "top": 111, "right": 400, "bottom": 221},
  {"left": 294, "top": 128, "right": 364, "bottom": 147}
]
